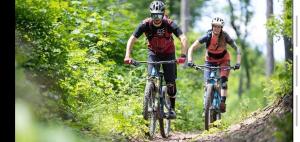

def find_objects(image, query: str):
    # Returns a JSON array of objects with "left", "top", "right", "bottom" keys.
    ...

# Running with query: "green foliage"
[
  {"left": 16, "top": 0, "right": 293, "bottom": 140},
  {"left": 16, "top": 100, "right": 87, "bottom": 142},
  {"left": 263, "top": 62, "right": 292, "bottom": 103},
  {"left": 16, "top": 60, "right": 98, "bottom": 142},
  {"left": 16, "top": 0, "right": 147, "bottom": 140},
  {"left": 266, "top": 0, "right": 292, "bottom": 38},
  {"left": 125, "top": 0, "right": 206, "bottom": 27},
  {"left": 273, "top": 112, "right": 293, "bottom": 142},
  {"left": 165, "top": 0, "right": 206, "bottom": 27},
  {"left": 199, "top": 120, "right": 228, "bottom": 135}
]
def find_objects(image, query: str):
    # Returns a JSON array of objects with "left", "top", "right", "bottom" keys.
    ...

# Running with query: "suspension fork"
[
  {"left": 205, "top": 81, "right": 214, "bottom": 110},
  {"left": 158, "top": 72, "right": 165, "bottom": 118}
]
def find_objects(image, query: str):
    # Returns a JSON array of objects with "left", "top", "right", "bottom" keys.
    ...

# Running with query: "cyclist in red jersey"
[{"left": 124, "top": 1, "right": 188, "bottom": 119}]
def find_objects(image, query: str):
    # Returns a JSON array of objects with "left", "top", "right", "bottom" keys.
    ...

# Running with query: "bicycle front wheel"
[
  {"left": 158, "top": 86, "right": 170, "bottom": 138},
  {"left": 144, "top": 82, "right": 157, "bottom": 139},
  {"left": 204, "top": 84, "right": 213, "bottom": 130},
  {"left": 149, "top": 109, "right": 157, "bottom": 139},
  {"left": 143, "top": 81, "right": 154, "bottom": 120}
]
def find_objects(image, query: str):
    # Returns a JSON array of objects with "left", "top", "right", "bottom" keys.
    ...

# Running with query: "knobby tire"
[
  {"left": 158, "top": 86, "right": 170, "bottom": 138},
  {"left": 205, "top": 84, "right": 213, "bottom": 130}
]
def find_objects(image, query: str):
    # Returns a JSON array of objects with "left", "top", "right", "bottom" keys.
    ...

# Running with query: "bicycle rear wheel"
[
  {"left": 158, "top": 86, "right": 170, "bottom": 138},
  {"left": 204, "top": 84, "right": 213, "bottom": 130}
]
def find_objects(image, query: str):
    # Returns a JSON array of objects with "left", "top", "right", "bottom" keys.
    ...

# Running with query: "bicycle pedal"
[
  {"left": 162, "top": 112, "right": 171, "bottom": 119},
  {"left": 166, "top": 113, "right": 176, "bottom": 119}
]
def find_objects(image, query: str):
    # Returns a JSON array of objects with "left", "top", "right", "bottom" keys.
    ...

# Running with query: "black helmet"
[{"left": 149, "top": 1, "right": 165, "bottom": 14}]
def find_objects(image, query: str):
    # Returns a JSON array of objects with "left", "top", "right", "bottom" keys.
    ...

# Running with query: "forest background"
[{"left": 15, "top": 0, "right": 293, "bottom": 141}]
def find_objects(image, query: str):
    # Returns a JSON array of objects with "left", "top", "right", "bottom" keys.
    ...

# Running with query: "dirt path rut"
[{"left": 147, "top": 94, "right": 292, "bottom": 142}]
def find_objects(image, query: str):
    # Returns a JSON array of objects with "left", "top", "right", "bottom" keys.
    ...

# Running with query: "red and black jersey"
[{"left": 133, "top": 17, "right": 183, "bottom": 55}]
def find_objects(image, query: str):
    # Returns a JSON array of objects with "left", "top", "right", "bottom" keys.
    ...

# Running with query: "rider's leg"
[
  {"left": 220, "top": 76, "right": 228, "bottom": 100},
  {"left": 165, "top": 82, "right": 177, "bottom": 119},
  {"left": 161, "top": 53, "right": 177, "bottom": 108},
  {"left": 162, "top": 53, "right": 177, "bottom": 118},
  {"left": 147, "top": 54, "right": 159, "bottom": 76},
  {"left": 220, "top": 76, "right": 228, "bottom": 113},
  {"left": 166, "top": 82, "right": 176, "bottom": 110},
  {"left": 220, "top": 60, "right": 230, "bottom": 99},
  {"left": 220, "top": 61, "right": 230, "bottom": 113}
]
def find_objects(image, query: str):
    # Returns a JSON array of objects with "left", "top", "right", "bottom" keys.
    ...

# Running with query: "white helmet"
[
  {"left": 211, "top": 17, "right": 224, "bottom": 27},
  {"left": 149, "top": 1, "right": 165, "bottom": 14}
]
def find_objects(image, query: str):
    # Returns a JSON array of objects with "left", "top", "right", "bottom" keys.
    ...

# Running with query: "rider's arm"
[
  {"left": 188, "top": 40, "right": 201, "bottom": 62},
  {"left": 225, "top": 32, "right": 241, "bottom": 64},
  {"left": 124, "top": 22, "right": 146, "bottom": 60},
  {"left": 125, "top": 35, "right": 138, "bottom": 59},
  {"left": 231, "top": 42, "right": 241, "bottom": 64},
  {"left": 179, "top": 34, "right": 188, "bottom": 56},
  {"left": 188, "top": 34, "right": 208, "bottom": 62},
  {"left": 170, "top": 22, "right": 187, "bottom": 56}
]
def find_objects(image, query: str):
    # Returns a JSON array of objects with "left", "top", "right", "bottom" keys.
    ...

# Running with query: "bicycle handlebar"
[
  {"left": 190, "top": 64, "right": 236, "bottom": 71},
  {"left": 130, "top": 60, "right": 177, "bottom": 66}
]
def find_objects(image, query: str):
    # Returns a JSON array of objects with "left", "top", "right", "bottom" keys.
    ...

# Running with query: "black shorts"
[{"left": 147, "top": 50, "right": 177, "bottom": 84}]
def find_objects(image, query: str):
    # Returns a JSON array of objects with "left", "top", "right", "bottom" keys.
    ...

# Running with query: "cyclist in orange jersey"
[{"left": 187, "top": 17, "right": 241, "bottom": 113}]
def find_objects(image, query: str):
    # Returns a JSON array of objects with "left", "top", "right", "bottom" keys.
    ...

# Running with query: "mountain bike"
[
  {"left": 189, "top": 64, "right": 235, "bottom": 130},
  {"left": 130, "top": 60, "right": 177, "bottom": 139}
]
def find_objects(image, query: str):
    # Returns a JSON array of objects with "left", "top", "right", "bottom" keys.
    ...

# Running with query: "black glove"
[
  {"left": 234, "top": 63, "right": 240, "bottom": 70},
  {"left": 187, "top": 62, "right": 194, "bottom": 67}
]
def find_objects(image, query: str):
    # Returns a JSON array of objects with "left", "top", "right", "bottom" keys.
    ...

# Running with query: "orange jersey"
[{"left": 198, "top": 30, "right": 234, "bottom": 63}]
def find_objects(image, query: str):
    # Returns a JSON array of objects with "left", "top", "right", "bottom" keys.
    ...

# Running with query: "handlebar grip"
[
  {"left": 187, "top": 62, "right": 195, "bottom": 68},
  {"left": 131, "top": 60, "right": 140, "bottom": 66}
]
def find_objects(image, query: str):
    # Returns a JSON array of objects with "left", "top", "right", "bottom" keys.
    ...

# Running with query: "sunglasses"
[
  {"left": 151, "top": 13, "right": 164, "bottom": 20},
  {"left": 213, "top": 25, "right": 222, "bottom": 28}
]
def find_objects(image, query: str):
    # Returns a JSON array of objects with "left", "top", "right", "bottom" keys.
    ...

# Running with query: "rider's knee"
[
  {"left": 220, "top": 76, "right": 228, "bottom": 89},
  {"left": 167, "top": 82, "right": 176, "bottom": 97}
]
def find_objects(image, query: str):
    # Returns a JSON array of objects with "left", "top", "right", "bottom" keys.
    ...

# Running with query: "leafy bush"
[
  {"left": 263, "top": 62, "right": 292, "bottom": 103},
  {"left": 16, "top": 0, "right": 292, "bottom": 139},
  {"left": 16, "top": 0, "right": 148, "bottom": 139},
  {"left": 273, "top": 112, "right": 293, "bottom": 142}
]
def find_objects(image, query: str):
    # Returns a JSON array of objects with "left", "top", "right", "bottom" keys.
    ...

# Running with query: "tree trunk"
[
  {"left": 266, "top": 0, "right": 274, "bottom": 76},
  {"left": 283, "top": 36, "right": 293, "bottom": 64},
  {"left": 180, "top": 0, "right": 189, "bottom": 67},
  {"left": 238, "top": 70, "right": 244, "bottom": 98},
  {"left": 227, "top": 0, "right": 252, "bottom": 96},
  {"left": 180, "top": 0, "right": 189, "bottom": 34}
]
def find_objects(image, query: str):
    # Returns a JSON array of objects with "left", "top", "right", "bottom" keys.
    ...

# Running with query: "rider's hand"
[
  {"left": 234, "top": 63, "right": 240, "bottom": 70},
  {"left": 124, "top": 57, "right": 133, "bottom": 64},
  {"left": 187, "top": 62, "right": 194, "bottom": 67},
  {"left": 177, "top": 54, "right": 186, "bottom": 64}
]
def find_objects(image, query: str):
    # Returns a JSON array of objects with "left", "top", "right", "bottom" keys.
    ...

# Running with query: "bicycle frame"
[
  {"left": 135, "top": 60, "right": 176, "bottom": 118},
  {"left": 206, "top": 68, "right": 221, "bottom": 111},
  {"left": 148, "top": 65, "right": 165, "bottom": 119}
]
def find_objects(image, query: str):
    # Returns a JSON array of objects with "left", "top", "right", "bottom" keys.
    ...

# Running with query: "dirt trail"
[
  {"left": 147, "top": 94, "right": 292, "bottom": 142},
  {"left": 150, "top": 131, "right": 201, "bottom": 142}
]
